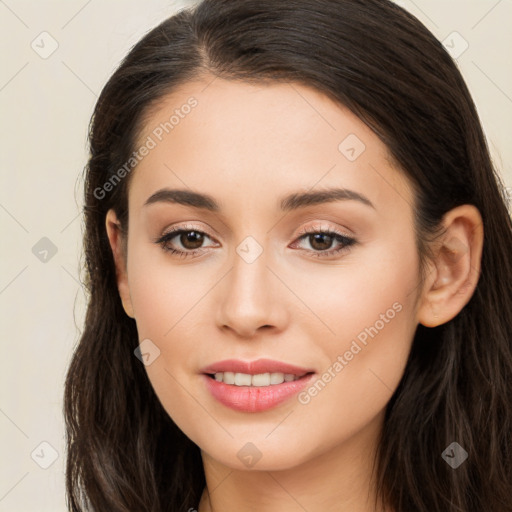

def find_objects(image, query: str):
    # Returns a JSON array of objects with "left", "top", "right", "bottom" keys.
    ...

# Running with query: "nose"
[{"left": 215, "top": 248, "right": 287, "bottom": 339}]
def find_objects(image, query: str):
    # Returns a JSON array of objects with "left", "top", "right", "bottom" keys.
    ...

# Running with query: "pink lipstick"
[{"left": 200, "top": 358, "right": 316, "bottom": 412}]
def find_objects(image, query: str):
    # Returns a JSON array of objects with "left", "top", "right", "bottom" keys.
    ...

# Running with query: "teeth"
[
  {"left": 212, "top": 372, "right": 303, "bottom": 386},
  {"left": 235, "top": 372, "right": 252, "bottom": 386}
]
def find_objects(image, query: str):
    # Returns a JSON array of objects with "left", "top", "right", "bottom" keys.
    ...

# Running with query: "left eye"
[
  {"left": 154, "top": 226, "right": 356, "bottom": 259},
  {"left": 290, "top": 227, "right": 356, "bottom": 257}
]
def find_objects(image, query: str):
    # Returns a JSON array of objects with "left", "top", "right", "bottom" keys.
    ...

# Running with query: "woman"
[{"left": 63, "top": 0, "right": 512, "bottom": 510}]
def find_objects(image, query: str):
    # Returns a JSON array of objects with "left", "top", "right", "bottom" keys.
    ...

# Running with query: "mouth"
[
  {"left": 199, "top": 358, "right": 316, "bottom": 411},
  {"left": 201, "top": 368, "right": 316, "bottom": 412}
]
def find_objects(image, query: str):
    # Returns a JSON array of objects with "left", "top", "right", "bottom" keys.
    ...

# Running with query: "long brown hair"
[{"left": 63, "top": 0, "right": 512, "bottom": 510}]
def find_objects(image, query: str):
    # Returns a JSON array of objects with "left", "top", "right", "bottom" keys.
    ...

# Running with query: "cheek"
[
  {"left": 294, "top": 301, "right": 414, "bottom": 459},
  {"left": 125, "top": 248, "right": 214, "bottom": 436},
  {"left": 294, "top": 242, "right": 419, "bottom": 431},
  {"left": 291, "top": 232, "right": 419, "bottom": 350},
  {"left": 126, "top": 240, "right": 213, "bottom": 342}
]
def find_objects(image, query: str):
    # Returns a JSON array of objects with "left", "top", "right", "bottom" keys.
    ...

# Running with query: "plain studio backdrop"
[{"left": 0, "top": 1, "right": 511, "bottom": 510}]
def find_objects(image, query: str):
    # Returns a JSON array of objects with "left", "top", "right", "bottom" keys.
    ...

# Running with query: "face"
[{"left": 111, "top": 76, "right": 425, "bottom": 471}]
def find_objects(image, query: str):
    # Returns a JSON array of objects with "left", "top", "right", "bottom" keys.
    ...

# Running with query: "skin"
[{"left": 106, "top": 76, "right": 483, "bottom": 512}]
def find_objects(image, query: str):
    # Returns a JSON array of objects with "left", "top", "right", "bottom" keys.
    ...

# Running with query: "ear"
[
  {"left": 417, "top": 204, "right": 484, "bottom": 327},
  {"left": 105, "top": 209, "right": 135, "bottom": 319}
]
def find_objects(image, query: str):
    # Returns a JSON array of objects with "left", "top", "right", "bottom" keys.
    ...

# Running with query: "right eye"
[{"left": 154, "top": 225, "right": 218, "bottom": 258}]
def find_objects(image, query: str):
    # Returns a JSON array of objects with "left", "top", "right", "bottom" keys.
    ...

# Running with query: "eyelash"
[{"left": 154, "top": 223, "right": 357, "bottom": 260}]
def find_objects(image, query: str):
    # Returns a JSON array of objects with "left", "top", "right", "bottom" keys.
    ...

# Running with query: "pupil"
[
  {"left": 311, "top": 233, "right": 332, "bottom": 250},
  {"left": 182, "top": 231, "right": 203, "bottom": 249}
]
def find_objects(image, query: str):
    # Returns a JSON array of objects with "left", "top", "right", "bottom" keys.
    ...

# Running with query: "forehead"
[{"left": 129, "top": 77, "right": 413, "bottom": 217}]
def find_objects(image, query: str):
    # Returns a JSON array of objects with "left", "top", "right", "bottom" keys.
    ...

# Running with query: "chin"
[{"left": 200, "top": 436, "right": 315, "bottom": 472}]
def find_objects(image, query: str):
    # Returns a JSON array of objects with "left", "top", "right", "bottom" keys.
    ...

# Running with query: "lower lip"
[{"left": 202, "top": 373, "right": 315, "bottom": 412}]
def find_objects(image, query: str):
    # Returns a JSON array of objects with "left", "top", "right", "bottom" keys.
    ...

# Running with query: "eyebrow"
[{"left": 143, "top": 187, "right": 375, "bottom": 211}]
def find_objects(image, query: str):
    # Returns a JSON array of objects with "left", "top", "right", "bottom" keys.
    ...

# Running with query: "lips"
[
  {"left": 200, "top": 358, "right": 316, "bottom": 412},
  {"left": 200, "top": 358, "right": 314, "bottom": 376}
]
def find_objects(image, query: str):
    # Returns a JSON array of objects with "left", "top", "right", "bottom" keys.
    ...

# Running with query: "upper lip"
[{"left": 200, "top": 358, "right": 315, "bottom": 376}]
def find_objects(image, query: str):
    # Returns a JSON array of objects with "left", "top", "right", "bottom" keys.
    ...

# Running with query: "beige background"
[{"left": 0, "top": 1, "right": 510, "bottom": 510}]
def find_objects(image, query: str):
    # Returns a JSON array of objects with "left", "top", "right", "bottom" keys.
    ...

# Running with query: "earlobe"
[
  {"left": 417, "top": 205, "right": 483, "bottom": 328},
  {"left": 105, "top": 209, "right": 135, "bottom": 319}
]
